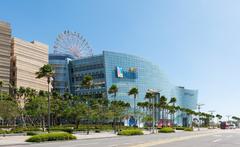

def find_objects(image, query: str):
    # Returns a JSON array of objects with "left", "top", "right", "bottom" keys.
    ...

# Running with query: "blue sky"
[{"left": 1, "top": 0, "right": 240, "bottom": 119}]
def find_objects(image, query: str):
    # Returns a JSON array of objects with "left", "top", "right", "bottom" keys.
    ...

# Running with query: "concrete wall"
[
  {"left": 0, "top": 21, "right": 11, "bottom": 92},
  {"left": 11, "top": 37, "right": 49, "bottom": 91}
]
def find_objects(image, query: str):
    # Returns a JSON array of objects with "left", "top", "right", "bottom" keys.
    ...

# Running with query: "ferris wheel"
[{"left": 53, "top": 30, "right": 93, "bottom": 58}]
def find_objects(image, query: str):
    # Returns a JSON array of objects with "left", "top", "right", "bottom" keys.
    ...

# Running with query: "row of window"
[
  {"left": 74, "top": 72, "right": 105, "bottom": 82},
  {"left": 71, "top": 64, "right": 104, "bottom": 72}
]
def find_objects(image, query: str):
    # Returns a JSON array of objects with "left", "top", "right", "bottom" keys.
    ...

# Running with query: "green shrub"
[
  {"left": 26, "top": 131, "right": 38, "bottom": 136},
  {"left": 50, "top": 127, "right": 74, "bottom": 134},
  {"left": 0, "top": 129, "right": 8, "bottom": 134},
  {"left": 26, "top": 132, "right": 76, "bottom": 142},
  {"left": 184, "top": 128, "right": 193, "bottom": 131},
  {"left": 75, "top": 125, "right": 113, "bottom": 132},
  {"left": 159, "top": 127, "right": 175, "bottom": 133},
  {"left": 118, "top": 129, "right": 143, "bottom": 136},
  {"left": 175, "top": 127, "right": 185, "bottom": 130},
  {"left": 10, "top": 127, "right": 41, "bottom": 133},
  {"left": 95, "top": 129, "right": 101, "bottom": 133}
]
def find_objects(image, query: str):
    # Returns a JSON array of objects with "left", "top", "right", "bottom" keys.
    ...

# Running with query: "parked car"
[{"left": 228, "top": 124, "right": 236, "bottom": 129}]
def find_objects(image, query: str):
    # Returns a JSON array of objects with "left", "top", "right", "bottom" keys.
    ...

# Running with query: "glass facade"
[
  {"left": 103, "top": 51, "right": 173, "bottom": 106},
  {"left": 69, "top": 55, "right": 106, "bottom": 97},
  {"left": 50, "top": 51, "right": 198, "bottom": 126},
  {"left": 173, "top": 86, "right": 198, "bottom": 126},
  {"left": 49, "top": 54, "right": 73, "bottom": 95}
]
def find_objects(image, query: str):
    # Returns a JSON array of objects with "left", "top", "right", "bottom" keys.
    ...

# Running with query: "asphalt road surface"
[{"left": 16, "top": 129, "right": 240, "bottom": 147}]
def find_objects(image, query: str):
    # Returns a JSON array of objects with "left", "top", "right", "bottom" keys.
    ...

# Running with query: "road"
[{"left": 16, "top": 129, "right": 240, "bottom": 147}]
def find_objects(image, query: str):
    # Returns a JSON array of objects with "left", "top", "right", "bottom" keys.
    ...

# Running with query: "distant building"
[
  {"left": 49, "top": 54, "right": 73, "bottom": 95},
  {"left": 0, "top": 21, "right": 12, "bottom": 92},
  {"left": 174, "top": 86, "right": 198, "bottom": 126},
  {"left": 10, "top": 37, "right": 49, "bottom": 91}
]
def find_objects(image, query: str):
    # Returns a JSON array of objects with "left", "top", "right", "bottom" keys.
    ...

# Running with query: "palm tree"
[
  {"left": 128, "top": 87, "right": 138, "bottom": 122},
  {"left": 145, "top": 92, "right": 154, "bottom": 115},
  {"left": 169, "top": 97, "right": 177, "bottom": 126},
  {"left": 36, "top": 64, "right": 54, "bottom": 133},
  {"left": 0, "top": 80, "right": 3, "bottom": 99},
  {"left": 81, "top": 75, "right": 94, "bottom": 135},
  {"left": 108, "top": 84, "right": 118, "bottom": 101},
  {"left": 108, "top": 84, "right": 118, "bottom": 133},
  {"left": 159, "top": 96, "right": 167, "bottom": 126}
]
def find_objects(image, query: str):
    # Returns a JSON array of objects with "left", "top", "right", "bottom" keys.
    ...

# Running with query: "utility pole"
[{"left": 197, "top": 104, "right": 204, "bottom": 131}]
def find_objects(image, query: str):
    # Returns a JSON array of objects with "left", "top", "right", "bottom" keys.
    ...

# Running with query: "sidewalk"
[
  {"left": 74, "top": 132, "right": 118, "bottom": 140},
  {"left": 0, "top": 132, "right": 119, "bottom": 146},
  {"left": 0, "top": 136, "right": 30, "bottom": 146},
  {"left": 0, "top": 128, "right": 216, "bottom": 146}
]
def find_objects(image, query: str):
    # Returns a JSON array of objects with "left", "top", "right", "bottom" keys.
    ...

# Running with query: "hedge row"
[
  {"left": 175, "top": 127, "right": 185, "bottom": 130},
  {"left": 184, "top": 128, "right": 193, "bottom": 131},
  {"left": 118, "top": 129, "right": 144, "bottom": 136},
  {"left": 158, "top": 127, "right": 175, "bottom": 133},
  {"left": 50, "top": 127, "right": 74, "bottom": 134},
  {"left": 26, "top": 132, "right": 76, "bottom": 142},
  {"left": 0, "top": 127, "right": 42, "bottom": 134}
]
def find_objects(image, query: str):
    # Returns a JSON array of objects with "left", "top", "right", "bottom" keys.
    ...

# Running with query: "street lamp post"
[{"left": 197, "top": 104, "right": 204, "bottom": 131}]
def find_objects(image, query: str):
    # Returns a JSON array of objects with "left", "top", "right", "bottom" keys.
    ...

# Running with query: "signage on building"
[
  {"left": 115, "top": 66, "right": 137, "bottom": 79},
  {"left": 116, "top": 66, "right": 124, "bottom": 78}
]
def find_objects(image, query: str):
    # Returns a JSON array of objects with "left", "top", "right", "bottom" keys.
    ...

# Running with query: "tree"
[
  {"left": 216, "top": 114, "right": 222, "bottom": 120},
  {"left": 159, "top": 96, "right": 167, "bottom": 126},
  {"left": 108, "top": 84, "right": 118, "bottom": 133},
  {"left": 15, "top": 86, "right": 27, "bottom": 127},
  {"left": 81, "top": 75, "right": 94, "bottom": 135},
  {"left": 108, "top": 84, "right": 118, "bottom": 100},
  {"left": 25, "top": 96, "right": 48, "bottom": 131},
  {"left": 110, "top": 100, "right": 130, "bottom": 130},
  {"left": 0, "top": 100, "right": 19, "bottom": 126},
  {"left": 128, "top": 87, "right": 138, "bottom": 122},
  {"left": 65, "top": 96, "right": 87, "bottom": 129},
  {"left": 36, "top": 64, "right": 54, "bottom": 133},
  {"left": 145, "top": 92, "right": 154, "bottom": 115},
  {"left": 169, "top": 97, "right": 177, "bottom": 126}
]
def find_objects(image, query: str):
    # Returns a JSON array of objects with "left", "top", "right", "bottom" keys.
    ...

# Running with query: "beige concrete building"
[
  {"left": 11, "top": 37, "right": 49, "bottom": 91},
  {"left": 0, "top": 21, "right": 12, "bottom": 92}
]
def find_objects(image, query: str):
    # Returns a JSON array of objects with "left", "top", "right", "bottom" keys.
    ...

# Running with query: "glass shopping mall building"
[{"left": 49, "top": 51, "right": 198, "bottom": 126}]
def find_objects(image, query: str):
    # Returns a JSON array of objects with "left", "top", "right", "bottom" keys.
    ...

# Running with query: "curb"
[{"left": 0, "top": 143, "right": 30, "bottom": 147}]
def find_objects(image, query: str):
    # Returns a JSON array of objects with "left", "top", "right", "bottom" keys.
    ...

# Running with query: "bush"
[
  {"left": 26, "top": 132, "right": 76, "bottom": 142},
  {"left": 50, "top": 127, "right": 74, "bottom": 134},
  {"left": 184, "top": 128, "right": 193, "bottom": 131},
  {"left": 0, "top": 129, "right": 8, "bottom": 134},
  {"left": 26, "top": 131, "right": 38, "bottom": 136},
  {"left": 118, "top": 129, "right": 143, "bottom": 136},
  {"left": 10, "top": 127, "right": 41, "bottom": 133},
  {"left": 175, "top": 127, "right": 185, "bottom": 130},
  {"left": 158, "top": 127, "right": 175, "bottom": 133},
  {"left": 95, "top": 129, "right": 101, "bottom": 133}
]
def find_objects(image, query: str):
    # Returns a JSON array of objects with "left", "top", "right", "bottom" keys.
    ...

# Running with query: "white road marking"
[
  {"left": 213, "top": 139, "right": 222, "bottom": 143},
  {"left": 213, "top": 134, "right": 222, "bottom": 137}
]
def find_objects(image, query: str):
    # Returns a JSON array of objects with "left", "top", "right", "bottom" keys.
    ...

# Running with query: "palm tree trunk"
[
  {"left": 134, "top": 95, "right": 136, "bottom": 121},
  {"left": 113, "top": 94, "right": 116, "bottom": 133},
  {"left": 47, "top": 79, "right": 50, "bottom": 133},
  {"left": 21, "top": 111, "right": 26, "bottom": 127}
]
